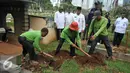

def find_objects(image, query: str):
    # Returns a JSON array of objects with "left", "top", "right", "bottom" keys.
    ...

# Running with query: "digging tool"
[
  {"left": 74, "top": 45, "right": 91, "bottom": 57},
  {"left": 42, "top": 52, "right": 54, "bottom": 58},
  {"left": 40, "top": 52, "right": 57, "bottom": 61}
]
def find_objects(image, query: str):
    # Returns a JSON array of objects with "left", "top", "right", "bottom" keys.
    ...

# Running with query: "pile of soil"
[
  {"left": 113, "top": 46, "right": 128, "bottom": 53},
  {"left": 22, "top": 50, "right": 106, "bottom": 71}
]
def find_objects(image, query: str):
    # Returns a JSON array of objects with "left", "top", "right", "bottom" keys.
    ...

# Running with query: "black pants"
[
  {"left": 56, "top": 29, "right": 63, "bottom": 40},
  {"left": 2, "top": 29, "right": 9, "bottom": 42},
  {"left": 88, "top": 35, "right": 112, "bottom": 57},
  {"left": 55, "top": 38, "right": 76, "bottom": 56},
  {"left": 113, "top": 32, "right": 124, "bottom": 47},
  {"left": 18, "top": 36, "right": 37, "bottom": 61},
  {"left": 2, "top": 33, "right": 7, "bottom": 41}
]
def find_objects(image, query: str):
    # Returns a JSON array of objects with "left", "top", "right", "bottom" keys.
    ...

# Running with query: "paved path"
[{"left": 0, "top": 42, "right": 22, "bottom": 55}]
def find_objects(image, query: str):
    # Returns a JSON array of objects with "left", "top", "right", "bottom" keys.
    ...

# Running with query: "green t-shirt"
[
  {"left": 88, "top": 16, "right": 108, "bottom": 38},
  {"left": 20, "top": 31, "right": 42, "bottom": 52},
  {"left": 61, "top": 27, "right": 81, "bottom": 48}
]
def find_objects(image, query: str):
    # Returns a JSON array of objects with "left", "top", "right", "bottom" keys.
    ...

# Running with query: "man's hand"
[
  {"left": 81, "top": 30, "right": 84, "bottom": 33},
  {"left": 40, "top": 51, "right": 43, "bottom": 54},
  {"left": 82, "top": 40, "right": 86, "bottom": 45},
  {"left": 86, "top": 24, "right": 88, "bottom": 27},
  {"left": 72, "top": 44, "right": 77, "bottom": 48},
  {"left": 90, "top": 35, "right": 95, "bottom": 41}
]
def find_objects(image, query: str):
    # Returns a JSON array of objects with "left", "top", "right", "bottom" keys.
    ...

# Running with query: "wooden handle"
[
  {"left": 42, "top": 52, "right": 54, "bottom": 58},
  {"left": 75, "top": 46, "right": 91, "bottom": 57}
]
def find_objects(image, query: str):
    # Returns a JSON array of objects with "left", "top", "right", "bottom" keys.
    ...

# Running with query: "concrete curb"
[{"left": 0, "top": 55, "right": 32, "bottom": 73}]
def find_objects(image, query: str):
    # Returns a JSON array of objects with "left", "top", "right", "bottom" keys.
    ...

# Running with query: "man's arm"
[
  {"left": 54, "top": 12, "right": 58, "bottom": 27},
  {"left": 82, "top": 15, "right": 86, "bottom": 31},
  {"left": 126, "top": 19, "right": 129, "bottom": 27},
  {"left": 112, "top": 18, "right": 118, "bottom": 32},
  {"left": 94, "top": 19, "right": 108, "bottom": 37},
  {"left": 62, "top": 31, "right": 73, "bottom": 45},
  {"left": 33, "top": 36, "right": 42, "bottom": 52}
]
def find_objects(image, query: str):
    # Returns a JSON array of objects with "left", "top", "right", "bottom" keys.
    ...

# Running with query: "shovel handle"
[
  {"left": 75, "top": 46, "right": 91, "bottom": 57},
  {"left": 42, "top": 52, "right": 54, "bottom": 58}
]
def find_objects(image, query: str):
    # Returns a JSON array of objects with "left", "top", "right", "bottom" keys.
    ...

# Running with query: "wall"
[
  {"left": 29, "top": 16, "right": 46, "bottom": 30},
  {"left": 29, "top": 16, "right": 57, "bottom": 44}
]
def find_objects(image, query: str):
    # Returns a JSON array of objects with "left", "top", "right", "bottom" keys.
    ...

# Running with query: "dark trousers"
[
  {"left": 113, "top": 32, "right": 124, "bottom": 47},
  {"left": 56, "top": 29, "right": 63, "bottom": 40},
  {"left": 79, "top": 33, "right": 82, "bottom": 38},
  {"left": 2, "top": 29, "right": 9, "bottom": 42},
  {"left": 55, "top": 38, "right": 76, "bottom": 56},
  {"left": 88, "top": 35, "right": 112, "bottom": 57},
  {"left": 1, "top": 28, "right": 12, "bottom": 42},
  {"left": 18, "top": 36, "right": 37, "bottom": 61},
  {"left": 2, "top": 33, "right": 7, "bottom": 41}
]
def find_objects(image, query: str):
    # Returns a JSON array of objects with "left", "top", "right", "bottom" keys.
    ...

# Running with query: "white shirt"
[
  {"left": 54, "top": 11, "right": 65, "bottom": 29},
  {"left": 65, "top": 12, "right": 74, "bottom": 27},
  {"left": 73, "top": 13, "right": 85, "bottom": 33},
  {"left": 114, "top": 17, "right": 129, "bottom": 34}
]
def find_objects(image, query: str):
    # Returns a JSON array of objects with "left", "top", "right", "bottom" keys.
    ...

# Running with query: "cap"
[{"left": 94, "top": 10, "right": 101, "bottom": 16}]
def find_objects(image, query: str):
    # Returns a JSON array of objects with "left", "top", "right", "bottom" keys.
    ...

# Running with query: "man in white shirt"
[
  {"left": 113, "top": 12, "right": 129, "bottom": 48},
  {"left": 54, "top": 8, "right": 65, "bottom": 40},
  {"left": 65, "top": 9, "right": 74, "bottom": 27},
  {"left": 73, "top": 7, "right": 85, "bottom": 36}
]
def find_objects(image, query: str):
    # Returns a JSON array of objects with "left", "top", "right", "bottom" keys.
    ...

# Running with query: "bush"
[{"left": 110, "top": 5, "right": 130, "bottom": 19}]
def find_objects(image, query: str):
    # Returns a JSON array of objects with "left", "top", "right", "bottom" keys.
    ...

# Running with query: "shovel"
[
  {"left": 40, "top": 52, "right": 56, "bottom": 61},
  {"left": 74, "top": 45, "right": 91, "bottom": 57}
]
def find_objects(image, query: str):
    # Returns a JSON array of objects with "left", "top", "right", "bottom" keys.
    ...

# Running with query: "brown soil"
[
  {"left": 113, "top": 46, "right": 128, "bottom": 53},
  {"left": 23, "top": 50, "right": 106, "bottom": 71}
]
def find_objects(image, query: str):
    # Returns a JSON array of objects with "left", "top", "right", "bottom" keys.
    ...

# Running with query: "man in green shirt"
[
  {"left": 88, "top": 10, "right": 114, "bottom": 59},
  {"left": 55, "top": 22, "right": 90, "bottom": 57},
  {"left": 18, "top": 28, "right": 48, "bottom": 64}
]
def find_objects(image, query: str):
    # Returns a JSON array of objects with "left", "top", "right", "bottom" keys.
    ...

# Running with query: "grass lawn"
[{"left": 38, "top": 41, "right": 130, "bottom": 73}]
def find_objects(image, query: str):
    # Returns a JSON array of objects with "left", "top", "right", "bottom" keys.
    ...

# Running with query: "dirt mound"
[
  {"left": 23, "top": 50, "right": 106, "bottom": 71},
  {"left": 113, "top": 46, "right": 128, "bottom": 53},
  {"left": 49, "top": 50, "right": 105, "bottom": 68},
  {"left": 75, "top": 52, "right": 105, "bottom": 66}
]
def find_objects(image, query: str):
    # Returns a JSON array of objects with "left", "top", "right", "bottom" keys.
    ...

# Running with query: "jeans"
[
  {"left": 88, "top": 35, "right": 112, "bottom": 57},
  {"left": 18, "top": 36, "right": 37, "bottom": 61},
  {"left": 55, "top": 38, "right": 76, "bottom": 56}
]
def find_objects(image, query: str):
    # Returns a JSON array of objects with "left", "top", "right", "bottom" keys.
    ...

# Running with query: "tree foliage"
[
  {"left": 111, "top": 4, "right": 130, "bottom": 19},
  {"left": 29, "top": 0, "right": 75, "bottom": 11}
]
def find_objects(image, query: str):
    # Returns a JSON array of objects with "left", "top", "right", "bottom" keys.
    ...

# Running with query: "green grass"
[
  {"left": 82, "top": 60, "right": 130, "bottom": 73},
  {"left": 40, "top": 41, "right": 85, "bottom": 56},
  {"left": 60, "top": 60, "right": 80, "bottom": 73},
  {"left": 105, "top": 60, "right": 130, "bottom": 73},
  {"left": 38, "top": 41, "right": 130, "bottom": 73},
  {"left": 7, "top": 22, "right": 14, "bottom": 27}
]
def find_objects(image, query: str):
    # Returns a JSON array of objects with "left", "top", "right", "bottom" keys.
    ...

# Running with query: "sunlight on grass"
[
  {"left": 105, "top": 60, "right": 130, "bottom": 73},
  {"left": 40, "top": 41, "right": 70, "bottom": 53},
  {"left": 39, "top": 41, "right": 130, "bottom": 73},
  {"left": 82, "top": 60, "right": 130, "bottom": 73},
  {"left": 60, "top": 60, "right": 80, "bottom": 73}
]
